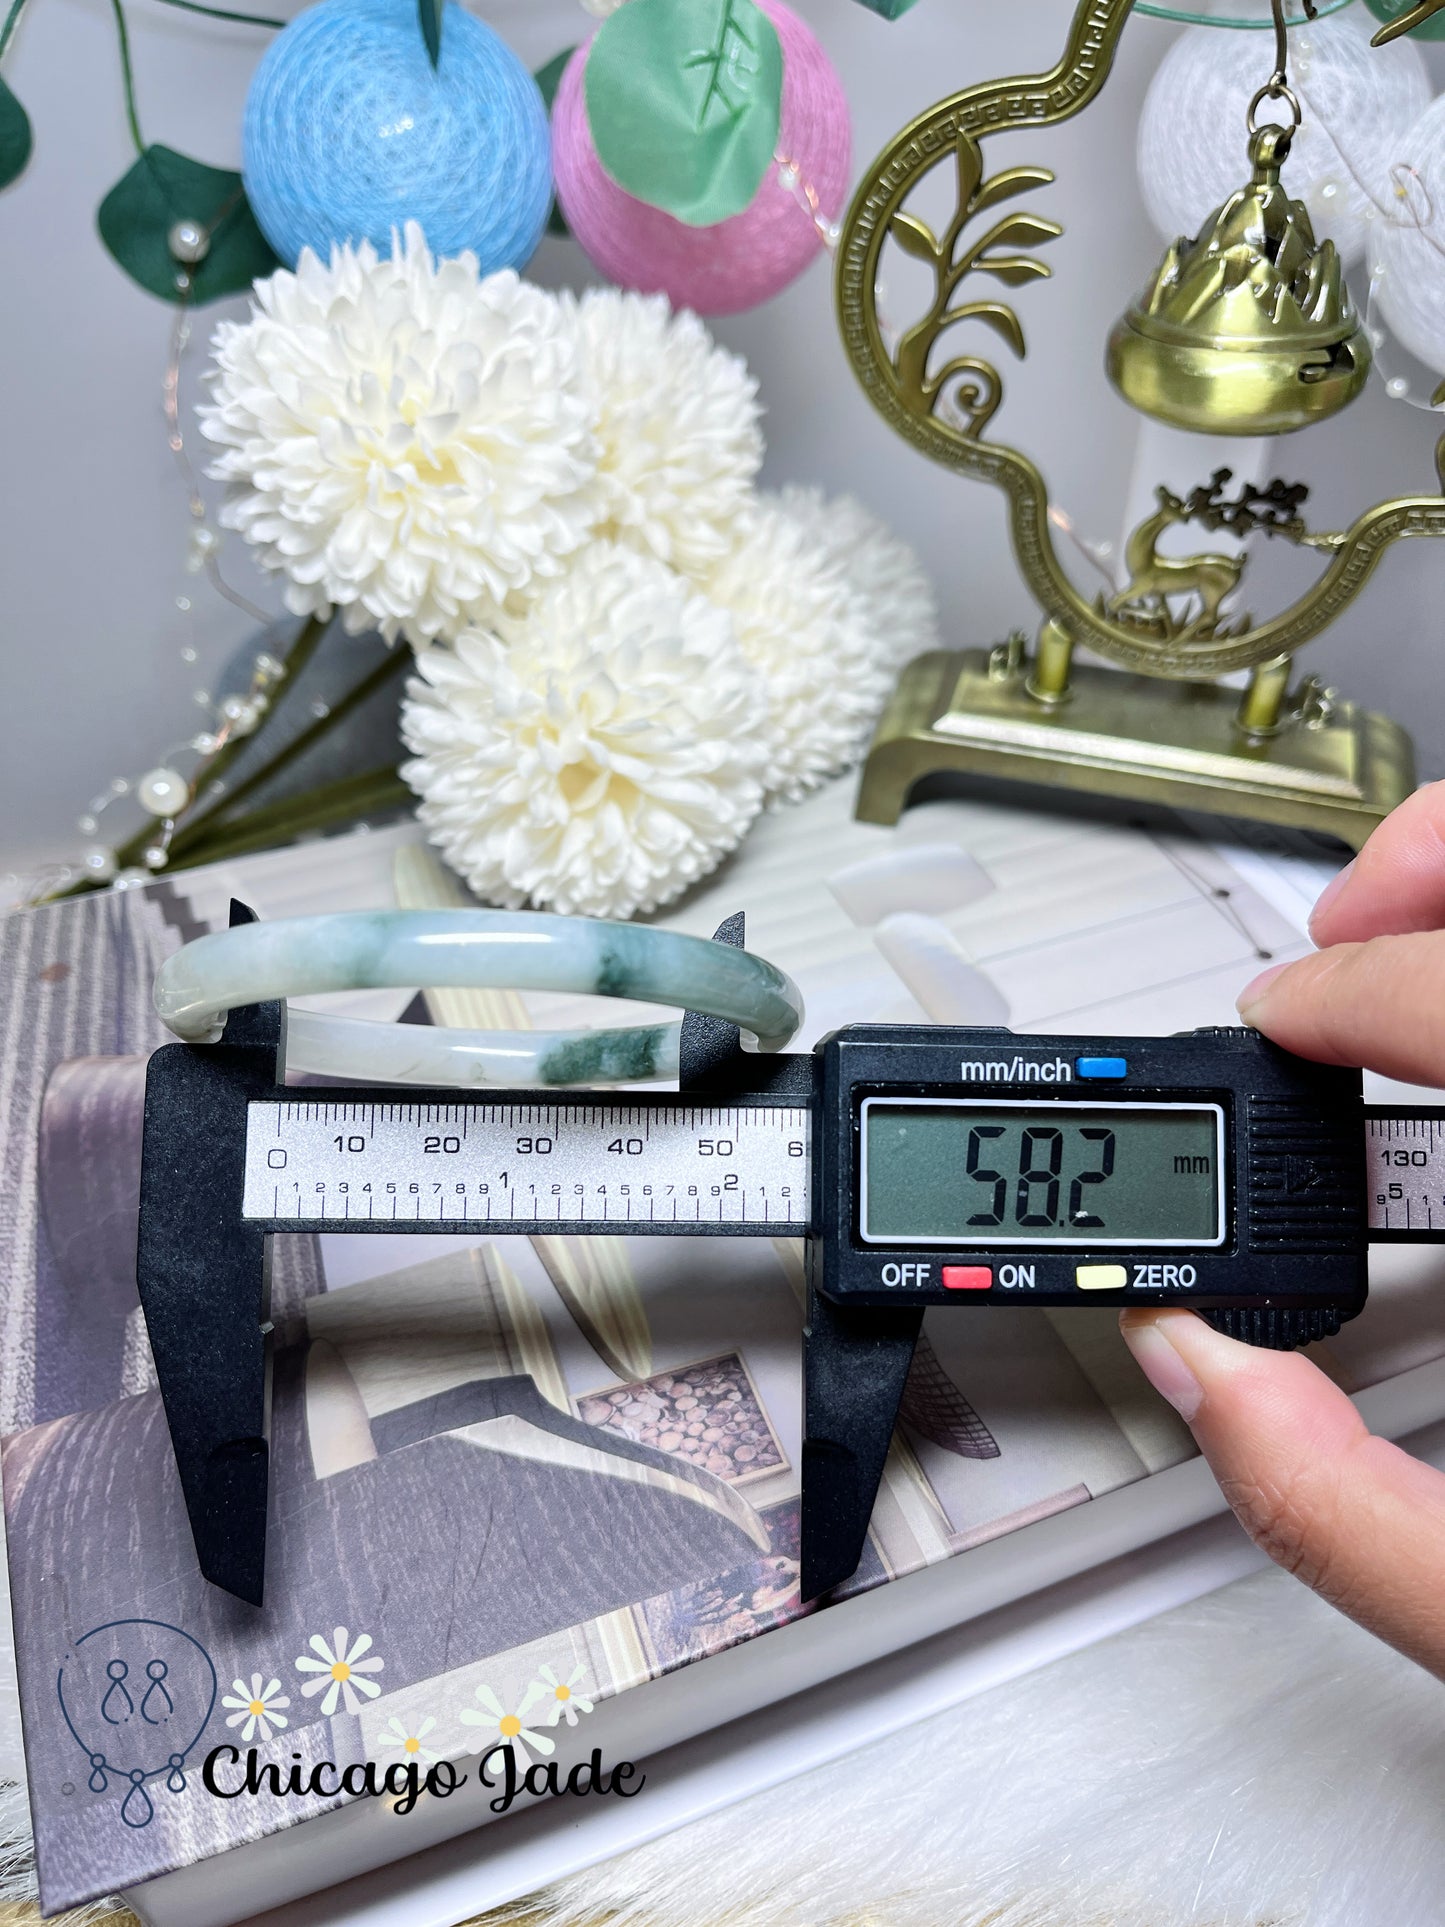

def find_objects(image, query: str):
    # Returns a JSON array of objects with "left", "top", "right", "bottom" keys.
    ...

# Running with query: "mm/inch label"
[
  {"left": 1366, "top": 1112, "right": 1445, "bottom": 1235},
  {"left": 241, "top": 1098, "right": 813, "bottom": 1230}
]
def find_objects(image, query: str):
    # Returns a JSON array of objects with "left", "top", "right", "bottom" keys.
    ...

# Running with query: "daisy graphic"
[
  {"left": 294, "top": 1628, "right": 385, "bottom": 1716},
  {"left": 221, "top": 1674, "right": 289, "bottom": 1743},
  {"left": 537, "top": 1664, "right": 594, "bottom": 1728},
  {"left": 458, "top": 1681, "right": 554, "bottom": 1769},
  {"left": 376, "top": 1714, "right": 442, "bottom": 1765}
]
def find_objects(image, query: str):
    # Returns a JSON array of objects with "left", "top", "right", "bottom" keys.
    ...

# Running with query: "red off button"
[{"left": 942, "top": 1266, "right": 993, "bottom": 1291}]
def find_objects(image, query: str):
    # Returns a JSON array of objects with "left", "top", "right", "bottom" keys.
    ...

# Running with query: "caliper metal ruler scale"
[{"left": 137, "top": 909, "right": 1445, "bottom": 1609}]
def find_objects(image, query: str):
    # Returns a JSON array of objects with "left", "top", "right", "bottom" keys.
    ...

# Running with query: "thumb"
[{"left": 1120, "top": 1308, "right": 1445, "bottom": 1678}]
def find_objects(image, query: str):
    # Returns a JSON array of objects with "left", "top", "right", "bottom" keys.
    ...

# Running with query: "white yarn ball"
[
  {"left": 1137, "top": 10, "right": 1431, "bottom": 267},
  {"left": 1370, "top": 93, "right": 1445, "bottom": 378},
  {"left": 400, "top": 543, "right": 766, "bottom": 920}
]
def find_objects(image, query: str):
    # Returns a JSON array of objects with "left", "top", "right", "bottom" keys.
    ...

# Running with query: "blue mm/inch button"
[{"left": 1076, "top": 1055, "right": 1128, "bottom": 1079}]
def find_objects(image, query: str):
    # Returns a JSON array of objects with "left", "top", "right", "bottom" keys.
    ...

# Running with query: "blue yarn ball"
[{"left": 242, "top": 0, "right": 552, "bottom": 271}]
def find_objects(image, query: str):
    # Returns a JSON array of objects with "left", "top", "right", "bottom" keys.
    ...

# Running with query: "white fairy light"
[{"left": 1369, "top": 95, "right": 1445, "bottom": 377}]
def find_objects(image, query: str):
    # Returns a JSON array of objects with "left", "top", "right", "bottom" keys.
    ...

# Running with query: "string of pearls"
[{"left": 22, "top": 217, "right": 307, "bottom": 903}]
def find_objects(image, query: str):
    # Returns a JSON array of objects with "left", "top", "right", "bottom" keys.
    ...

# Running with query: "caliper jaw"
[
  {"left": 136, "top": 902, "right": 280, "bottom": 1607},
  {"left": 800, "top": 1286, "right": 922, "bottom": 1602}
]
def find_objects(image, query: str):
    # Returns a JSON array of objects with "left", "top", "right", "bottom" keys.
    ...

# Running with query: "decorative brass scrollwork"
[{"left": 834, "top": 0, "right": 1445, "bottom": 680}]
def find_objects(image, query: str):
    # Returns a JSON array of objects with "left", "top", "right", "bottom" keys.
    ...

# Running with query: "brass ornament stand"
[{"left": 838, "top": 0, "right": 1445, "bottom": 847}]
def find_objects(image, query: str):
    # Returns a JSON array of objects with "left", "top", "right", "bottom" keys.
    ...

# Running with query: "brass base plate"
[{"left": 855, "top": 650, "right": 1416, "bottom": 852}]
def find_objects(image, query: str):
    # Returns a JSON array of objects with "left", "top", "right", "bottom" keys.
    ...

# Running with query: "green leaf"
[
  {"left": 585, "top": 0, "right": 783, "bottom": 227},
  {"left": 889, "top": 211, "right": 940, "bottom": 263},
  {"left": 850, "top": 0, "right": 923, "bottom": 14},
  {"left": 418, "top": 0, "right": 442, "bottom": 67},
  {"left": 535, "top": 48, "right": 576, "bottom": 238},
  {"left": 0, "top": 75, "right": 30, "bottom": 189},
  {"left": 97, "top": 145, "right": 280, "bottom": 304},
  {"left": 535, "top": 46, "right": 573, "bottom": 112}
]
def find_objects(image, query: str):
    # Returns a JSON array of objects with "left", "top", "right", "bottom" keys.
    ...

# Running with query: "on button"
[{"left": 942, "top": 1266, "right": 992, "bottom": 1290}]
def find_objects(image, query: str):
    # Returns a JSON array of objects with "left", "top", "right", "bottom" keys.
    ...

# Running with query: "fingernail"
[
  {"left": 1307, "top": 859, "right": 1355, "bottom": 942},
  {"left": 1236, "top": 959, "right": 1290, "bottom": 1021},
  {"left": 1119, "top": 1311, "right": 1204, "bottom": 1421}
]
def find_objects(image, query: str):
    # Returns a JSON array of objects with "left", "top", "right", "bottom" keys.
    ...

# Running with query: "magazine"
[{"left": 4, "top": 785, "right": 1444, "bottom": 1922}]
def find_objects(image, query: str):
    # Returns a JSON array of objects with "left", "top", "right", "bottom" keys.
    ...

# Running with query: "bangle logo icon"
[{"left": 56, "top": 1620, "right": 218, "bottom": 1829}]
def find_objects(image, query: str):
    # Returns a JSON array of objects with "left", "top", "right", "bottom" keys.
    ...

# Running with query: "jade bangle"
[{"left": 153, "top": 911, "right": 805, "bottom": 1089}]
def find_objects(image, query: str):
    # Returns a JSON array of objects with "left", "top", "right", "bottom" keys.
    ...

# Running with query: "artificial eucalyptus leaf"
[
  {"left": 418, "top": 0, "right": 442, "bottom": 67},
  {"left": 535, "top": 48, "right": 577, "bottom": 239},
  {"left": 97, "top": 145, "right": 280, "bottom": 304},
  {"left": 0, "top": 76, "right": 31, "bottom": 189},
  {"left": 850, "top": 0, "right": 923, "bottom": 14},
  {"left": 585, "top": 0, "right": 783, "bottom": 227},
  {"left": 536, "top": 46, "right": 573, "bottom": 111}
]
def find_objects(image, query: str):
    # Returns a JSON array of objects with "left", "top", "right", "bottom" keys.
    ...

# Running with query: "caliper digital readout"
[
  {"left": 859, "top": 1098, "right": 1226, "bottom": 1247},
  {"left": 812, "top": 1025, "right": 1364, "bottom": 1322}
]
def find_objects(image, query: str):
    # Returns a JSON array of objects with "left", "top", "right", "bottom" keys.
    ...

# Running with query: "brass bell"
[{"left": 1107, "top": 124, "right": 1372, "bottom": 435}]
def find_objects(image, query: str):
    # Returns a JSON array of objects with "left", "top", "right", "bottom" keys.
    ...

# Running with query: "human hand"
[{"left": 1120, "top": 784, "right": 1445, "bottom": 1678}]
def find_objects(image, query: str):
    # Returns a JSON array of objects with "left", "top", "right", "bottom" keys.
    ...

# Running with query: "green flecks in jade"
[{"left": 539, "top": 1024, "right": 677, "bottom": 1087}]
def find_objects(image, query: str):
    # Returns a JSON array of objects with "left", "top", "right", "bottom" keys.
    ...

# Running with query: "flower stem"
[
  {"left": 172, "top": 612, "right": 330, "bottom": 843},
  {"left": 108, "top": 0, "right": 145, "bottom": 157},
  {"left": 169, "top": 643, "right": 409, "bottom": 860},
  {"left": 46, "top": 612, "right": 330, "bottom": 900},
  {"left": 173, "top": 766, "right": 412, "bottom": 869},
  {"left": 0, "top": 0, "right": 30, "bottom": 62},
  {"left": 151, "top": 0, "right": 284, "bottom": 26}
]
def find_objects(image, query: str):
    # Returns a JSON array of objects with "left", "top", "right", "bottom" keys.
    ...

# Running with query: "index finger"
[
  {"left": 1238, "top": 931, "right": 1445, "bottom": 1088},
  {"left": 1311, "top": 783, "right": 1445, "bottom": 947}
]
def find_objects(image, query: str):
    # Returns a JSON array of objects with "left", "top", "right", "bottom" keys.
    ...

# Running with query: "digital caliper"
[{"left": 137, "top": 914, "right": 1445, "bottom": 1609}]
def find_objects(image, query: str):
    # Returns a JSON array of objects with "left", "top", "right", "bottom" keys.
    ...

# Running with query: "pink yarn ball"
[{"left": 552, "top": 0, "right": 851, "bottom": 317}]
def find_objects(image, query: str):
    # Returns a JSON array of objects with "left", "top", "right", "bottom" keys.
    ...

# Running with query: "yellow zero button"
[{"left": 1075, "top": 1264, "right": 1128, "bottom": 1292}]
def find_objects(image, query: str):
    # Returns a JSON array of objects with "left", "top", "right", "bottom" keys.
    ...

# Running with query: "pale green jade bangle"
[{"left": 152, "top": 911, "right": 805, "bottom": 1089}]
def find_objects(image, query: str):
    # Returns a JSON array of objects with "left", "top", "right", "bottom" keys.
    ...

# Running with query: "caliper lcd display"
[{"left": 860, "top": 1098, "right": 1226, "bottom": 1247}]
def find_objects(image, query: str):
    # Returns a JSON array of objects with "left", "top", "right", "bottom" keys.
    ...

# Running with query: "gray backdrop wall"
[{"left": 3, "top": 0, "right": 1444, "bottom": 881}]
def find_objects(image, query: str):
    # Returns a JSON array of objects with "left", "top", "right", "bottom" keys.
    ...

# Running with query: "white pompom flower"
[
  {"left": 566, "top": 288, "right": 763, "bottom": 577},
  {"left": 198, "top": 222, "right": 599, "bottom": 646},
  {"left": 768, "top": 484, "right": 941, "bottom": 671},
  {"left": 400, "top": 543, "right": 767, "bottom": 919},
  {"left": 704, "top": 500, "right": 887, "bottom": 806}
]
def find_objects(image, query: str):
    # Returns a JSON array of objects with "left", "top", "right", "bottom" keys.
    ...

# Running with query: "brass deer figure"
[{"left": 1106, "top": 484, "right": 1247, "bottom": 643}]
